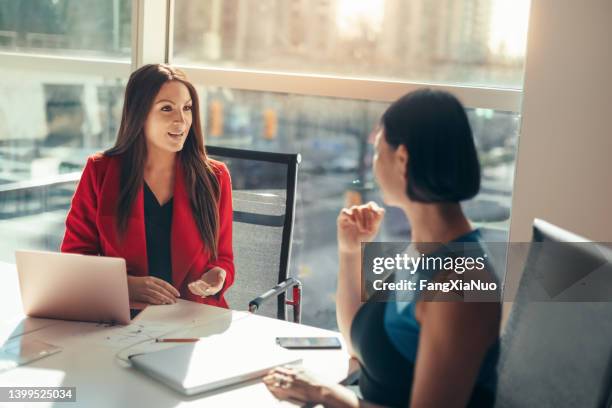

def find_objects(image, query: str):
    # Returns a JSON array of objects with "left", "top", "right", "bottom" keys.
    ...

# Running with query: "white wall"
[
  {"left": 504, "top": 0, "right": 612, "bottom": 303},
  {"left": 510, "top": 0, "right": 612, "bottom": 242}
]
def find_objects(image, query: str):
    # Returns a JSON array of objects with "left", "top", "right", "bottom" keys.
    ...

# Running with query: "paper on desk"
[{"left": 71, "top": 321, "right": 188, "bottom": 349}]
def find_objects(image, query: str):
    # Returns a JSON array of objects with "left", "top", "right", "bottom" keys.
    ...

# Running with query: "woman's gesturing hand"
[
  {"left": 337, "top": 201, "right": 385, "bottom": 254},
  {"left": 188, "top": 267, "right": 227, "bottom": 298},
  {"left": 127, "top": 275, "right": 180, "bottom": 305}
]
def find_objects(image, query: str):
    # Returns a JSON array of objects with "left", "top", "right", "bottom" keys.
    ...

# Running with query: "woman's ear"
[
  {"left": 395, "top": 145, "right": 409, "bottom": 177},
  {"left": 393, "top": 145, "right": 409, "bottom": 184}
]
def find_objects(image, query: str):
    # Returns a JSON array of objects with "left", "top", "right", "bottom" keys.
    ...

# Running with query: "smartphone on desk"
[{"left": 276, "top": 337, "right": 342, "bottom": 350}]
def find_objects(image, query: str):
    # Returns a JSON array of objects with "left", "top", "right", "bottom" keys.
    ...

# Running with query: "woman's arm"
[
  {"left": 409, "top": 300, "right": 500, "bottom": 408},
  {"left": 322, "top": 383, "right": 391, "bottom": 408},
  {"left": 263, "top": 366, "right": 389, "bottom": 408},
  {"left": 336, "top": 202, "right": 385, "bottom": 357},
  {"left": 61, "top": 156, "right": 101, "bottom": 255},
  {"left": 336, "top": 249, "right": 363, "bottom": 357},
  {"left": 203, "top": 163, "right": 234, "bottom": 298}
]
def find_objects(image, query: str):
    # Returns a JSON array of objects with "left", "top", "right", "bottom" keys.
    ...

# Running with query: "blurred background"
[{"left": 0, "top": 0, "right": 530, "bottom": 329}]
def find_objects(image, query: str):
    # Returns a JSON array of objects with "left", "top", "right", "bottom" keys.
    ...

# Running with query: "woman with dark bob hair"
[
  {"left": 264, "top": 89, "right": 500, "bottom": 407},
  {"left": 61, "top": 64, "right": 234, "bottom": 308}
]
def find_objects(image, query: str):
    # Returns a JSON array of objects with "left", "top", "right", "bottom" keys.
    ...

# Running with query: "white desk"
[{"left": 0, "top": 261, "right": 354, "bottom": 407}]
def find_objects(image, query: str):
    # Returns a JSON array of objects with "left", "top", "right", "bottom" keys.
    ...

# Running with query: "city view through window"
[
  {"left": 0, "top": 0, "right": 529, "bottom": 329},
  {"left": 174, "top": 0, "right": 530, "bottom": 87}
]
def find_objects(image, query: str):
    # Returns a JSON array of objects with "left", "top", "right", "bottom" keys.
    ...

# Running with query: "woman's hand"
[
  {"left": 127, "top": 275, "right": 180, "bottom": 305},
  {"left": 188, "top": 267, "right": 227, "bottom": 298},
  {"left": 263, "top": 366, "right": 328, "bottom": 405},
  {"left": 337, "top": 201, "right": 385, "bottom": 254},
  {"left": 265, "top": 366, "right": 378, "bottom": 408}
]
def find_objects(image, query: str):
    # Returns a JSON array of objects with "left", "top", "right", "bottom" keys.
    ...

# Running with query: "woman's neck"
[
  {"left": 144, "top": 147, "right": 177, "bottom": 177},
  {"left": 402, "top": 201, "right": 472, "bottom": 244}
]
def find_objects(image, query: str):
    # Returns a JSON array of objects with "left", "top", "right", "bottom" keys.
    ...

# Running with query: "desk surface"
[{"left": 0, "top": 261, "right": 353, "bottom": 407}]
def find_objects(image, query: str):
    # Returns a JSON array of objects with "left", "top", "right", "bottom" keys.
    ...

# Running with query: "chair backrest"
[
  {"left": 205, "top": 145, "right": 300, "bottom": 320},
  {"left": 495, "top": 219, "right": 612, "bottom": 408}
]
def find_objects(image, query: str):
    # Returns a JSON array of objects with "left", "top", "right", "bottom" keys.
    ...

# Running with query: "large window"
[
  {"left": 174, "top": 0, "right": 530, "bottom": 88},
  {"left": 0, "top": 0, "right": 131, "bottom": 59},
  {"left": 0, "top": 0, "right": 530, "bottom": 329},
  {"left": 0, "top": 68, "right": 125, "bottom": 260},
  {"left": 199, "top": 87, "right": 519, "bottom": 327},
  {"left": 0, "top": 1, "right": 129, "bottom": 261}
]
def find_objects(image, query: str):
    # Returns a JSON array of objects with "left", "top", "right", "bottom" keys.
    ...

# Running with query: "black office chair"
[
  {"left": 495, "top": 219, "right": 612, "bottom": 408},
  {"left": 205, "top": 145, "right": 303, "bottom": 323}
]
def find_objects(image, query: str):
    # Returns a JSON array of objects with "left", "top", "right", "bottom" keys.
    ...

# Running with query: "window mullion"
[{"left": 132, "top": 0, "right": 170, "bottom": 70}]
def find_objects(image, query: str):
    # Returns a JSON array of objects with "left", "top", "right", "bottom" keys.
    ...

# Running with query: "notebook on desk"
[{"left": 129, "top": 334, "right": 301, "bottom": 396}]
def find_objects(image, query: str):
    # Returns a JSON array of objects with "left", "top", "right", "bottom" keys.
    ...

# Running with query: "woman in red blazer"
[{"left": 61, "top": 64, "right": 234, "bottom": 308}]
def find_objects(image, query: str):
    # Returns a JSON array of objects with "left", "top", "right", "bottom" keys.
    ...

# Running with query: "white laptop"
[
  {"left": 15, "top": 250, "right": 132, "bottom": 325},
  {"left": 129, "top": 334, "right": 302, "bottom": 396}
]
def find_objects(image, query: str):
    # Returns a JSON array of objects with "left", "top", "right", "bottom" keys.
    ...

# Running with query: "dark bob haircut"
[{"left": 381, "top": 88, "right": 480, "bottom": 203}]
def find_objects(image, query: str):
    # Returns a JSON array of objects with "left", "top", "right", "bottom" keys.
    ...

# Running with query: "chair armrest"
[{"left": 248, "top": 277, "right": 302, "bottom": 322}]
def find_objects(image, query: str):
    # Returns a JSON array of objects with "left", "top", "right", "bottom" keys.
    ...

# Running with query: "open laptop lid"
[{"left": 15, "top": 250, "right": 130, "bottom": 325}]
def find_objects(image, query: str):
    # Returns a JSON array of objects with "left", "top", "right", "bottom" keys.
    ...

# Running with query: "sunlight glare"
[
  {"left": 335, "top": 0, "right": 385, "bottom": 38},
  {"left": 489, "top": 0, "right": 531, "bottom": 58}
]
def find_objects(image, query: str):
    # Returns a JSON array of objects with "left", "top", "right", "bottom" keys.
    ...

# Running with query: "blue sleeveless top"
[{"left": 383, "top": 229, "right": 500, "bottom": 391}]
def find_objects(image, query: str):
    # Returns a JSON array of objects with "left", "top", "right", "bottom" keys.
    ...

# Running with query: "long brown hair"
[{"left": 105, "top": 64, "right": 221, "bottom": 258}]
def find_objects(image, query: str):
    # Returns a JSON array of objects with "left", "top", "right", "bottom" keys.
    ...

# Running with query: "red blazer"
[{"left": 61, "top": 153, "right": 234, "bottom": 308}]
